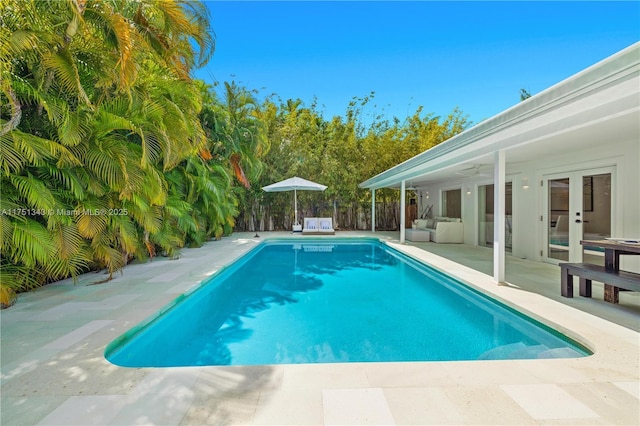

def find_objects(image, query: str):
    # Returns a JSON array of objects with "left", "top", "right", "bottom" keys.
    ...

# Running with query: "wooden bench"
[{"left": 560, "top": 262, "right": 640, "bottom": 303}]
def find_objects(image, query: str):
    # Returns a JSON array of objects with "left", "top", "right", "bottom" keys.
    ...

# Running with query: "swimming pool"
[{"left": 105, "top": 238, "right": 590, "bottom": 367}]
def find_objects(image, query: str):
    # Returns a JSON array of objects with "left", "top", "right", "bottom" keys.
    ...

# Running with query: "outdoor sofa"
[{"left": 407, "top": 217, "right": 463, "bottom": 243}]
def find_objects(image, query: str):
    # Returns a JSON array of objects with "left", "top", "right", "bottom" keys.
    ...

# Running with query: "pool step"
[
  {"left": 480, "top": 342, "right": 585, "bottom": 360},
  {"left": 537, "top": 347, "right": 585, "bottom": 358},
  {"left": 479, "top": 342, "right": 552, "bottom": 360}
]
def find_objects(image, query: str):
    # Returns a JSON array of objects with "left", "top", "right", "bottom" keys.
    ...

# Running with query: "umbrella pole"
[{"left": 294, "top": 189, "right": 298, "bottom": 224}]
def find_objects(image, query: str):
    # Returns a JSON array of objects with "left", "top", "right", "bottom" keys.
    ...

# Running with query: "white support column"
[
  {"left": 400, "top": 180, "right": 406, "bottom": 243},
  {"left": 493, "top": 150, "right": 506, "bottom": 283},
  {"left": 371, "top": 189, "right": 376, "bottom": 233}
]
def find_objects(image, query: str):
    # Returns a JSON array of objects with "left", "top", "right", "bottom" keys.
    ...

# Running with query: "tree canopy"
[{"left": 237, "top": 95, "right": 469, "bottom": 232}]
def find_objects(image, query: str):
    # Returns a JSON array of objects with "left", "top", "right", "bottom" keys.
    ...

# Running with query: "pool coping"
[{"left": 1, "top": 232, "right": 638, "bottom": 425}]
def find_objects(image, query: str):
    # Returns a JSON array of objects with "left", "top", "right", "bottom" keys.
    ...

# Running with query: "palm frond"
[
  {"left": 178, "top": 0, "right": 215, "bottom": 67},
  {"left": 84, "top": 138, "right": 127, "bottom": 190},
  {"left": 41, "top": 50, "right": 92, "bottom": 107},
  {"left": 0, "top": 214, "right": 15, "bottom": 254},
  {"left": 5, "top": 29, "right": 41, "bottom": 56},
  {"left": 104, "top": 12, "right": 136, "bottom": 91},
  {"left": 58, "top": 107, "right": 91, "bottom": 147},
  {"left": 8, "top": 131, "right": 54, "bottom": 168},
  {"left": 39, "top": 164, "right": 86, "bottom": 200},
  {"left": 11, "top": 78, "right": 69, "bottom": 127},
  {"left": 125, "top": 193, "right": 162, "bottom": 234},
  {"left": 0, "top": 133, "right": 26, "bottom": 175},
  {"left": 10, "top": 219, "right": 57, "bottom": 267},
  {"left": 90, "top": 234, "right": 125, "bottom": 275},
  {"left": 42, "top": 252, "right": 91, "bottom": 282},
  {"left": 50, "top": 222, "right": 87, "bottom": 261},
  {"left": 75, "top": 200, "right": 109, "bottom": 238},
  {"left": 149, "top": 225, "right": 184, "bottom": 259},
  {"left": 10, "top": 174, "right": 57, "bottom": 212},
  {"left": 111, "top": 213, "right": 139, "bottom": 256}
]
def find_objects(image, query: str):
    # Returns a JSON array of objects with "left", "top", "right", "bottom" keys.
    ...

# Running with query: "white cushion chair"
[
  {"left": 317, "top": 218, "right": 335, "bottom": 235},
  {"left": 303, "top": 217, "right": 319, "bottom": 234}
]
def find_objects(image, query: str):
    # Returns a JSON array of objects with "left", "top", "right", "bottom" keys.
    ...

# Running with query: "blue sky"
[{"left": 196, "top": 1, "right": 639, "bottom": 125}]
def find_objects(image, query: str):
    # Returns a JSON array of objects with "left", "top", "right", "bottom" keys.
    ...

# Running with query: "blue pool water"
[{"left": 105, "top": 239, "right": 590, "bottom": 367}]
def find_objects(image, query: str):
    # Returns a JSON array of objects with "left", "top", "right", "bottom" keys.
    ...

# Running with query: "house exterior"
[{"left": 359, "top": 42, "right": 640, "bottom": 282}]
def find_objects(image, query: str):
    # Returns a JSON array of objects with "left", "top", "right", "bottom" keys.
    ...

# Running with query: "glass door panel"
[
  {"left": 478, "top": 183, "right": 512, "bottom": 252},
  {"left": 548, "top": 178, "right": 570, "bottom": 261},
  {"left": 581, "top": 173, "right": 611, "bottom": 266}
]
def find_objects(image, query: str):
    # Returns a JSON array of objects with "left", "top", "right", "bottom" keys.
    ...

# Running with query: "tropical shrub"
[{"left": 0, "top": 0, "right": 261, "bottom": 304}]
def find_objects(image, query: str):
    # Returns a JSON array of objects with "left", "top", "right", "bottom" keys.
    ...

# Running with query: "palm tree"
[
  {"left": 202, "top": 81, "right": 267, "bottom": 188},
  {"left": 1, "top": 0, "right": 217, "bottom": 303}
]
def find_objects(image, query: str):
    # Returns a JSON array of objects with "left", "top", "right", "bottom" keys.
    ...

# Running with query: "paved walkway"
[{"left": 1, "top": 232, "right": 638, "bottom": 425}]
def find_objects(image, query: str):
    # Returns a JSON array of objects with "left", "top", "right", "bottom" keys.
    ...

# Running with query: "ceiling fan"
[
  {"left": 405, "top": 182, "right": 418, "bottom": 192},
  {"left": 456, "top": 164, "right": 492, "bottom": 177}
]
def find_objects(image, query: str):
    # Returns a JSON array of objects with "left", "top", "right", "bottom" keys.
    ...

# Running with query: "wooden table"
[{"left": 580, "top": 239, "right": 640, "bottom": 302}]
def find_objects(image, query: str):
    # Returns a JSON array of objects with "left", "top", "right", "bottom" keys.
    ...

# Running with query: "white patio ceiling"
[{"left": 359, "top": 42, "right": 639, "bottom": 190}]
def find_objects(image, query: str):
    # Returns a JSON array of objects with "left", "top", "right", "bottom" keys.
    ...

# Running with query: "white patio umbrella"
[{"left": 262, "top": 176, "right": 327, "bottom": 225}]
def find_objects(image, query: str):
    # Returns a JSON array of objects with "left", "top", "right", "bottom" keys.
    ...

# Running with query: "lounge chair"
[
  {"left": 317, "top": 217, "right": 335, "bottom": 235},
  {"left": 303, "top": 217, "right": 319, "bottom": 234}
]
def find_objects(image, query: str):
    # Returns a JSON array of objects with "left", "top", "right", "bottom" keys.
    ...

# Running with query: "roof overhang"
[{"left": 359, "top": 42, "right": 640, "bottom": 190}]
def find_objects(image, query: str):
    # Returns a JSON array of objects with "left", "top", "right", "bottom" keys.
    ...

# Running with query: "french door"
[{"left": 543, "top": 168, "right": 613, "bottom": 265}]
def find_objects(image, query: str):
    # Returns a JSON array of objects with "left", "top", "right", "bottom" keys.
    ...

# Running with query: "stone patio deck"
[{"left": 1, "top": 231, "right": 638, "bottom": 425}]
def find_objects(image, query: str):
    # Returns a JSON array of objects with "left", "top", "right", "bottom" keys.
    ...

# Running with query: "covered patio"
[{"left": 360, "top": 42, "right": 640, "bottom": 286}]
